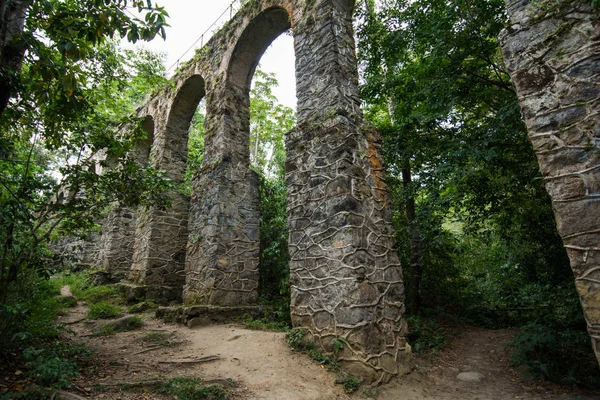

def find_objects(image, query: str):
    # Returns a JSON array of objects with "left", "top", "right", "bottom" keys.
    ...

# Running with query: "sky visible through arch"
[{"left": 128, "top": 0, "right": 297, "bottom": 110}]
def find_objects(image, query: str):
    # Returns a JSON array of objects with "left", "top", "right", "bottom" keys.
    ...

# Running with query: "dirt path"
[
  {"left": 380, "top": 327, "right": 598, "bottom": 400},
  {"left": 59, "top": 307, "right": 600, "bottom": 400}
]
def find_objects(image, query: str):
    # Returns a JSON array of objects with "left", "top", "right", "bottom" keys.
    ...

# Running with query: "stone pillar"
[
  {"left": 500, "top": 0, "right": 600, "bottom": 365},
  {"left": 288, "top": 0, "right": 409, "bottom": 384},
  {"left": 128, "top": 80, "right": 202, "bottom": 303},
  {"left": 97, "top": 118, "right": 154, "bottom": 283},
  {"left": 183, "top": 85, "right": 260, "bottom": 305},
  {"left": 128, "top": 192, "right": 189, "bottom": 302},
  {"left": 96, "top": 205, "right": 136, "bottom": 282}
]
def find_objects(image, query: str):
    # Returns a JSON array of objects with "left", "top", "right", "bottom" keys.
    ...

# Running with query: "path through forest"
[{"left": 58, "top": 305, "right": 599, "bottom": 400}]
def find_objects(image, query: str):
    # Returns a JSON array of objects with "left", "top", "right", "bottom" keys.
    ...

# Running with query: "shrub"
[
  {"left": 23, "top": 342, "right": 92, "bottom": 389},
  {"left": 511, "top": 322, "right": 600, "bottom": 387},
  {"left": 286, "top": 327, "right": 305, "bottom": 349}
]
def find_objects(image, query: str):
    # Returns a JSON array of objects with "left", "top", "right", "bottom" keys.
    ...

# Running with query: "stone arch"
[
  {"left": 161, "top": 74, "right": 206, "bottom": 181},
  {"left": 227, "top": 6, "right": 292, "bottom": 91},
  {"left": 96, "top": 114, "right": 157, "bottom": 284},
  {"left": 183, "top": 7, "right": 294, "bottom": 307},
  {"left": 128, "top": 74, "right": 206, "bottom": 302}
]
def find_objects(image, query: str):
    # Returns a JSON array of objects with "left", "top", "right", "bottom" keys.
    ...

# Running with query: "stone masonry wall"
[
  {"left": 96, "top": 0, "right": 410, "bottom": 382},
  {"left": 500, "top": 0, "right": 600, "bottom": 365}
]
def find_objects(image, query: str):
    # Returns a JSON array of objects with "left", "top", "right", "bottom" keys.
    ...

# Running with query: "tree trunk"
[
  {"left": 402, "top": 160, "right": 423, "bottom": 315},
  {"left": 0, "top": 0, "right": 31, "bottom": 118}
]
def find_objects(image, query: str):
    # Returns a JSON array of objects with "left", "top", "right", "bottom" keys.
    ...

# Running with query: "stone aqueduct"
[{"left": 88, "top": 0, "right": 600, "bottom": 383}]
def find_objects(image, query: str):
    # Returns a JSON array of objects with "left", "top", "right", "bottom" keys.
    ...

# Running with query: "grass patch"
[
  {"left": 87, "top": 301, "right": 122, "bottom": 319},
  {"left": 50, "top": 272, "right": 121, "bottom": 304},
  {"left": 141, "top": 331, "right": 174, "bottom": 346},
  {"left": 240, "top": 317, "right": 288, "bottom": 332},
  {"left": 80, "top": 285, "right": 120, "bottom": 304},
  {"left": 161, "top": 376, "right": 228, "bottom": 400},
  {"left": 94, "top": 316, "right": 144, "bottom": 336},
  {"left": 335, "top": 375, "right": 363, "bottom": 394}
]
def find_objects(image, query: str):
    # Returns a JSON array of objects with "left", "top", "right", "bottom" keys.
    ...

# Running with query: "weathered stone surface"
[
  {"left": 457, "top": 372, "right": 485, "bottom": 383},
  {"left": 287, "top": 120, "right": 410, "bottom": 384},
  {"left": 500, "top": 0, "right": 600, "bottom": 367}
]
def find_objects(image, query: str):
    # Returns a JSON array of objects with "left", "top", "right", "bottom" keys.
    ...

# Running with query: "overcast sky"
[{"left": 129, "top": 0, "right": 297, "bottom": 109}]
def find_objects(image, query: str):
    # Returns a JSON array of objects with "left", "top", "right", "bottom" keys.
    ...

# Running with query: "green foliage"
[
  {"left": 335, "top": 375, "right": 363, "bottom": 394},
  {"left": 23, "top": 346, "right": 79, "bottom": 388},
  {"left": 258, "top": 175, "right": 290, "bottom": 319},
  {"left": 184, "top": 105, "right": 206, "bottom": 193},
  {"left": 87, "top": 301, "right": 122, "bottom": 319},
  {"left": 249, "top": 69, "right": 295, "bottom": 178},
  {"left": 0, "top": 5, "right": 173, "bottom": 300},
  {"left": 161, "top": 377, "right": 228, "bottom": 400},
  {"left": 511, "top": 322, "right": 600, "bottom": 387},
  {"left": 51, "top": 272, "right": 122, "bottom": 305},
  {"left": 14, "top": 339, "right": 91, "bottom": 391},
  {"left": 0, "top": 41, "right": 174, "bottom": 302},
  {"left": 80, "top": 285, "right": 120, "bottom": 304},
  {"left": 308, "top": 350, "right": 340, "bottom": 371},
  {"left": 405, "top": 316, "right": 449, "bottom": 355},
  {"left": 0, "top": 387, "right": 53, "bottom": 400},
  {"left": 286, "top": 327, "right": 305, "bottom": 350},
  {"left": 0, "top": 271, "right": 64, "bottom": 351},
  {"left": 330, "top": 337, "right": 348, "bottom": 355},
  {"left": 356, "top": 0, "right": 594, "bottom": 385}
]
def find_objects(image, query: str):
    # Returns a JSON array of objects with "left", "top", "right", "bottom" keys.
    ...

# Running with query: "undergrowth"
[
  {"left": 510, "top": 322, "right": 600, "bottom": 387},
  {"left": 50, "top": 271, "right": 120, "bottom": 304},
  {"left": 285, "top": 328, "right": 363, "bottom": 392},
  {"left": 240, "top": 316, "right": 289, "bottom": 332},
  {"left": 405, "top": 315, "right": 450, "bottom": 355},
  {"left": 0, "top": 271, "right": 95, "bottom": 398}
]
